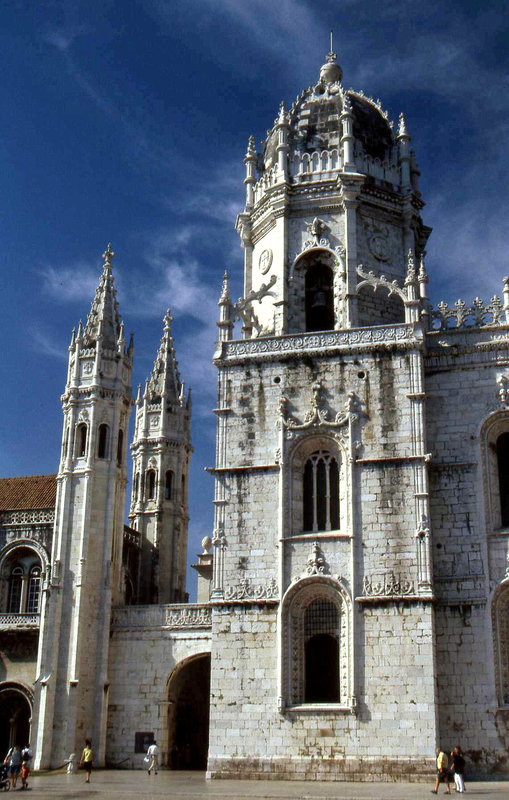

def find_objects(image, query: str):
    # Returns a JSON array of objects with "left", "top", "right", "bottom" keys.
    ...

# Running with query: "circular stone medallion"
[{"left": 259, "top": 248, "right": 273, "bottom": 274}]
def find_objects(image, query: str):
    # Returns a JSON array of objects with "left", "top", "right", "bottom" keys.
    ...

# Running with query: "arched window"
[
  {"left": 7, "top": 567, "right": 23, "bottom": 613},
  {"left": 303, "top": 450, "right": 339, "bottom": 532},
  {"left": 165, "top": 470, "right": 173, "bottom": 500},
  {"left": 305, "top": 263, "right": 334, "bottom": 332},
  {"left": 283, "top": 580, "right": 351, "bottom": 707},
  {"left": 97, "top": 424, "right": 109, "bottom": 459},
  {"left": 76, "top": 423, "right": 88, "bottom": 458},
  {"left": 492, "top": 582, "right": 509, "bottom": 706},
  {"left": 497, "top": 433, "right": 509, "bottom": 527},
  {"left": 62, "top": 427, "right": 69, "bottom": 459},
  {"left": 133, "top": 472, "right": 140, "bottom": 501},
  {"left": 26, "top": 566, "right": 41, "bottom": 613},
  {"left": 117, "top": 429, "right": 124, "bottom": 466},
  {"left": 304, "top": 598, "right": 340, "bottom": 702},
  {"left": 146, "top": 469, "right": 156, "bottom": 500}
]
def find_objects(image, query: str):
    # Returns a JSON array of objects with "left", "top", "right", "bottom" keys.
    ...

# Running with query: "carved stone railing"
[
  {"left": 431, "top": 295, "right": 508, "bottom": 331},
  {"left": 355, "top": 153, "right": 400, "bottom": 184},
  {"left": 0, "top": 613, "right": 40, "bottom": 630},
  {"left": 111, "top": 604, "right": 211, "bottom": 631},
  {"left": 217, "top": 324, "right": 420, "bottom": 363},
  {"left": 291, "top": 148, "right": 342, "bottom": 182},
  {"left": 1, "top": 509, "right": 54, "bottom": 526}
]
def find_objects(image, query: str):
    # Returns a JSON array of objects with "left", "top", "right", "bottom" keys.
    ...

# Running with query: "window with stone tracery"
[
  {"left": 492, "top": 583, "right": 509, "bottom": 706},
  {"left": 282, "top": 580, "right": 350, "bottom": 707},
  {"left": 303, "top": 450, "right": 339, "bottom": 532},
  {"left": 483, "top": 416, "right": 509, "bottom": 532},
  {"left": 3, "top": 551, "right": 43, "bottom": 615}
]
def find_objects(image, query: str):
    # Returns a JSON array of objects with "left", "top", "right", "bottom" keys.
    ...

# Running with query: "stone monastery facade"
[{"left": 1, "top": 51, "right": 509, "bottom": 780}]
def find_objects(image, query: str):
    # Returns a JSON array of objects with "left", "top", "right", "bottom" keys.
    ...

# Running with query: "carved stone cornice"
[{"left": 215, "top": 324, "right": 422, "bottom": 365}]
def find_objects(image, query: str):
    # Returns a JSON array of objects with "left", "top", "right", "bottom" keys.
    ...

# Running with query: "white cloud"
[{"left": 41, "top": 264, "right": 99, "bottom": 303}]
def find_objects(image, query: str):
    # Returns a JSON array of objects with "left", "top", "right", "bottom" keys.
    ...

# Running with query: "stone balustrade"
[{"left": 0, "top": 613, "right": 40, "bottom": 629}]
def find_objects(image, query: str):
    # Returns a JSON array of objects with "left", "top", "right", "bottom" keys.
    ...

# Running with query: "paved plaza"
[{"left": 19, "top": 770, "right": 509, "bottom": 799}]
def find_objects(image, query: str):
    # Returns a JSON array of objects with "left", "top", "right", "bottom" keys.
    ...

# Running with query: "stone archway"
[
  {"left": 0, "top": 683, "right": 32, "bottom": 759},
  {"left": 167, "top": 653, "right": 210, "bottom": 770}
]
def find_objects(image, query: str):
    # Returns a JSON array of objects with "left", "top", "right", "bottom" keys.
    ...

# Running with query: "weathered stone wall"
[
  {"left": 107, "top": 619, "right": 211, "bottom": 768},
  {"left": 425, "top": 332, "right": 509, "bottom": 772}
]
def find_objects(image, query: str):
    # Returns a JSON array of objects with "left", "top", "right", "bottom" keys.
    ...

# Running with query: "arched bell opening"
[
  {"left": 167, "top": 653, "right": 211, "bottom": 770},
  {"left": 357, "top": 285, "right": 405, "bottom": 327},
  {"left": 305, "top": 263, "right": 334, "bottom": 332},
  {"left": 0, "top": 683, "right": 32, "bottom": 760}
]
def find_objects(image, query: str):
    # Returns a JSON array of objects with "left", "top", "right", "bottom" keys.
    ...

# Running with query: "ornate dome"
[{"left": 262, "top": 54, "right": 395, "bottom": 171}]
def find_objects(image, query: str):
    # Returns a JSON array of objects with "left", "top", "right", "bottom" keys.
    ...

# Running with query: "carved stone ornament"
[
  {"left": 305, "top": 541, "right": 329, "bottom": 576},
  {"left": 278, "top": 382, "right": 358, "bottom": 431},
  {"left": 259, "top": 248, "right": 273, "bottom": 275},
  {"left": 497, "top": 375, "right": 509, "bottom": 407},
  {"left": 224, "top": 577, "right": 278, "bottom": 601},
  {"left": 362, "top": 572, "right": 414, "bottom": 597},
  {"left": 432, "top": 295, "right": 505, "bottom": 330},
  {"left": 165, "top": 606, "right": 212, "bottom": 628},
  {"left": 356, "top": 265, "right": 406, "bottom": 302},
  {"left": 364, "top": 218, "right": 391, "bottom": 262},
  {"left": 233, "top": 274, "right": 277, "bottom": 329}
]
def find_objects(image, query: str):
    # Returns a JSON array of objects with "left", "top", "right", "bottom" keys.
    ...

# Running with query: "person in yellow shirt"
[
  {"left": 431, "top": 748, "right": 451, "bottom": 794},
  {"left": 79, "top": 739, "right": 94, "bottom": 784}
]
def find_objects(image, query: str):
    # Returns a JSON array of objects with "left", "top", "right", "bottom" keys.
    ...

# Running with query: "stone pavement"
[{"left": 21, "top": 770, "right": 509, "bottom": 799}]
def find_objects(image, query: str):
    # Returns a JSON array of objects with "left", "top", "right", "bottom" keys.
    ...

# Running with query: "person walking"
[
  {"left": 20, "top": 743, "right": 33, "bottom": 790},
  {"left": 147, "top": 740, "right": 159, "bottom": 775},
  {"left": 4, "top": 745, "right": 22, "bottom": 788},
  {"left": 431, "top": 748, "right": 451, "bottom": 794},
  {"left": 450, "top": 746, "right": 466, "bottom": 793},
  {"left": 79, "top": 739, "right": 94, "bottom": 783}
]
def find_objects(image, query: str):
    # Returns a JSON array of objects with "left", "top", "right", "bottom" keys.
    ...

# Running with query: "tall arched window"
[
  {"left": 26, "top": 566, "right": 41, "bottom": 613},
  {"left": 165, "top": 470, "right": 173, "bottom": 500},
  {"left": 303, "top": 450, "right": 339, "bottom": 532},
  {"left": 492, "top": 582, "right": 509, "bottom": 706},
  {"left": 97, "top": 424, "right": 109, "bottom": 459},
  {"left": 76, "top": 423, "right": 88, "bottom": 458},
  {"left": 117, "top": 429, "right": 124, "bottom": 466},
  {"left": 146, "top": 469, "right": 156, "bottom": 500},
  {"left": 497, "top": 433, "right": 509, "bottom": 527},
  {"left": 7, "top": 567, "right": 23, "bottom": 613},
  {"left": 305, "top": 263, "right": 334, "bottom": 332},
  {"left": 304, "top": 598, "right": 340, "bottom": 702},
  {"left": 133, "top": 472, "right": 140, "bottom": 501},
  {"left": 283, "top": 580, "right": 351, "bottom": 707}
]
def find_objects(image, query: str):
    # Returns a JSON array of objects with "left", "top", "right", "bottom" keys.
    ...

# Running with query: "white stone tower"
[
  {"left": 129, "top": 311, "right": 191, "bottom": 603},
  {"left": 207, "top": 50, "right": 438, "bottom": 779},
  {"left": 33, "top": 245, "right": 133, "bottom": 769}
]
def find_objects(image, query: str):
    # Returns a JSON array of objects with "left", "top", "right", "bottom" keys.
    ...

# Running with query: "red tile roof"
[{"left": 0, "top": 475, "right": 57, "bottom": 511}]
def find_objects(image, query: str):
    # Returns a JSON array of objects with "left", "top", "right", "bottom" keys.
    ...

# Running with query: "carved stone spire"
[
  {"left": 147, "top": 309, "right": 182, "bottom": 404},
  {"left": 83, "top": 245, "right": 122, "bottom": 350}
]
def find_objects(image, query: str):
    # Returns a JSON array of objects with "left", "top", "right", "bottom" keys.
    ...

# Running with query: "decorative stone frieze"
[
  {"left": 361, "top": 572, "right": 414, "bottom": 597},
  {"left": 224, "top": 578, "right": 278, "bottom": 602}
]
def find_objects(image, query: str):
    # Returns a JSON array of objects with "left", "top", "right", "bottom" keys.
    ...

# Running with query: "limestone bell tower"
[
  {"left": 33, "top": 245, "right": 133, "bottom": 769},
  {"left": 129, "top": 310, "right": 192, "bottom": 603},
  {"left": 207, "top": 51, "right": 438, "bottom": 779}
]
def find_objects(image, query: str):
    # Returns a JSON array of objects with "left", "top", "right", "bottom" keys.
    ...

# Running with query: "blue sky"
[{"left": 1, "top": 0, "right": 508, "bottom": 598}]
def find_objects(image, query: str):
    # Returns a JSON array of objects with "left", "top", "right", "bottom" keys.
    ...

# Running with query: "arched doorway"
[
  {"left": 0, "top": 684, "right": 32, "bottom": 760},
  {"left": 167, "top": 653, "right": 210, "bottom": 770}
]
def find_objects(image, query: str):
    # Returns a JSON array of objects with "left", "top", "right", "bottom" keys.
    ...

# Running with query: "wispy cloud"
[
  {"left": 30, "top": 328, "right": 69, "bottom": 361},
  {"left": 40, "top": 264, "right": 99, "bottom": 303}
]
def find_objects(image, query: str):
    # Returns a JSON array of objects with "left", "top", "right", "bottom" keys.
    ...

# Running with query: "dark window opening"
[
  {"left": 117, "top": 429, "right": 124, "bottom": 466},
  {"left": 303, "top": 450, "right": 340, "bottom": 532},
  {"left": 97, "top": 424, "right": 108, "bottom": 459},
  {"left": 304, "top": 599, "right": 340, "bottom": 703},
  {"left": 27, "top": 566, "right": 41, "bottom": 613},
  {"left": 146, "top": 469, "right": 156, "bottom": 500},
  {"left": 77, "top": 423, "right": 88, "bottom": 458},
  {"left": 165, "top": 470, "right": 174, "bottom": 500},
  {"left": 497, "top": 432, "right": 509, "bottom": 526},
  {"left": 305, "top": 263, "right": 334, "bottom": 332},
  {"left": 7, "top": 567, "right": 23, "bottom": 613}
]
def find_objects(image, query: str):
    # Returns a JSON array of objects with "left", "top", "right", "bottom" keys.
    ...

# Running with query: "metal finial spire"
[{"left": 326, "top": 29, "right": 337, "bottom": 63}]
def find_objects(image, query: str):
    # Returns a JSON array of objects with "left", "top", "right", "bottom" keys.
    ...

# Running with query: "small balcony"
[{"left": 0, "top": 613, "right": 40, "bottom": 630}]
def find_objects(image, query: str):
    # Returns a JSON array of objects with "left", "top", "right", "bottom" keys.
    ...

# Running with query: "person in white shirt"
[{"left": 147, "top": 741, "right": 159, "bottom": 775}]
